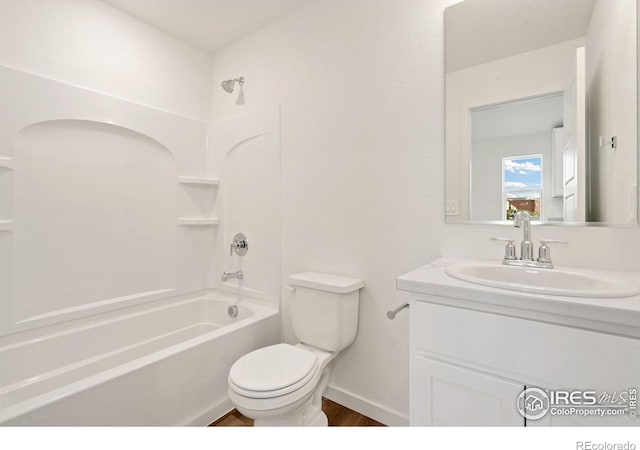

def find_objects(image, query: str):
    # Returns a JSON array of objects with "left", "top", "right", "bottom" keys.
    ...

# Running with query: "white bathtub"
[{"left": 0, "top": 291, "right": 279, "bottom": 426}]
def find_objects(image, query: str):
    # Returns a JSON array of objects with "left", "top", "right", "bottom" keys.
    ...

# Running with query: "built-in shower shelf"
[
  {"left": 177, "top": 218, "right": 220, "bottom": 226},
  {"left": 0, "top": 220, "right": 13, "bottom": 232},
  {"left": 177, "top": 176, "right": 219, "bottom": 186},
  {"left": 0, "top": 157, "right": 13, "bottom": 170}
]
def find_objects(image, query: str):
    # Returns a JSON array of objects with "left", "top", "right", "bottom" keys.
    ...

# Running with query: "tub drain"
[{"left": 228, "top": 305, "right": 239, "bottom": 318}]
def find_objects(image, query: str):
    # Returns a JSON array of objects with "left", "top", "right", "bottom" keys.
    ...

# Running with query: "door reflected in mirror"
[{"left": 445, "top": 0, "right": 638, "bottom": 226}]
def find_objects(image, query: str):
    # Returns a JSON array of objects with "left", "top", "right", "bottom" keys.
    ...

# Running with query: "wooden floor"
[{"left": 210, "top": 398, "right": 383, "bottom": 427}]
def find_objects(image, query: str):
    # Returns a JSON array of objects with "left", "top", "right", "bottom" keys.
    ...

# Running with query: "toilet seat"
[
  {"left": 227, "top": 343, "right": 339, "bottom": 424},
  {"left": 228, "top": 343, "right": 319, "bottom": 399}
]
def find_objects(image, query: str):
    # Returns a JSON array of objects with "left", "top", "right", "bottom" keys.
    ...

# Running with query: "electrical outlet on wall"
[{"left": 446, "top": 200, "right": 459, "bottom": 216}]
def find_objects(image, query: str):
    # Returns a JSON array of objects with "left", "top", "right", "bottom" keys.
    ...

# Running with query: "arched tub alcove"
[{"left": 11, "top": 119, "right": 177, "bottom": 325}]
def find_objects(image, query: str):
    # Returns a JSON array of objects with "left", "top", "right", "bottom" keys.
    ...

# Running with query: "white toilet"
[{"left": 227, "top": 272, "right": 364, "bottom": 426}]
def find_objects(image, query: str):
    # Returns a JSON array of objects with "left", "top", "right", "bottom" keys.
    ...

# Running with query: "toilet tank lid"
[{"left": 289, "top": 272, "right": 364, "bottom": 294}]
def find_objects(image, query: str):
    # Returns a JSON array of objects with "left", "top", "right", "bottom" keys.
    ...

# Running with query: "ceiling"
[
  {"left": 471, "top": 93, "right": 564, "bottom": 142},
  {"left": 445, "top": 0, "right": 597, "bottom": 72},
  {"left": 103, "top": 0, "right": 315, "bottom": 54}
]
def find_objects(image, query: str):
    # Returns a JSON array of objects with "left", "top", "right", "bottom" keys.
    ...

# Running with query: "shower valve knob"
[{"left": 230, "top": 233, "right": 248, "bottom": 256}]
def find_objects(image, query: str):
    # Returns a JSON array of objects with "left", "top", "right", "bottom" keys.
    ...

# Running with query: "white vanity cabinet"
[
  {"left": 412, "top": 353, "right": 524, "bottom": 426},
  {"left": 400, "top": 260, "right": 640, "bottom": 427}
]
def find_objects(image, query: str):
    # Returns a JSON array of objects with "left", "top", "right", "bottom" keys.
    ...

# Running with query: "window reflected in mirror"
[
  {"left": 445, "top": 0, "right": 638, "bottom": 226},
  {"left": 503, "top": 156, "right": 543, "bottom": 222}
]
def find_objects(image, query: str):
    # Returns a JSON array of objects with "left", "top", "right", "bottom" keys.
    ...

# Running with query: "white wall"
[
  {"left": 210, "top": 0, "right": 640, "bottom": 425},
  {"left": 586, "top": 0, "right": 638, "bottom": 223},
  {"left": 446, "top": 38, "right": 585, "bottom": 222},
  {"left": 210, "top": 0, "right": 444, "bottom": 426},
  {"left": 0, "top": 0, "right": 213, "bottom": 121}
]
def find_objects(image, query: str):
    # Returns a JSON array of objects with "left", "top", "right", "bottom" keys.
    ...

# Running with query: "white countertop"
[{"left": 397, "top": 258, "right": 640, "bottom": 337}]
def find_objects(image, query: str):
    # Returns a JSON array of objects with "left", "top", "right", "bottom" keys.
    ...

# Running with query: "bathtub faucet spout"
[{"left": 222, "top": 270, "right": 244, "bottom": 282}]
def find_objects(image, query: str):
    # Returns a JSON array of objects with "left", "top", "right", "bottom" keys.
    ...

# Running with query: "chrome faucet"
[
  {"left": 514, "top": 211, "right": 534, "bottom": 261},
  {"left": 222, "top": 270, "right": 244, "bottom": 282},
  {"left": 491, "top": 211, "right": 568, "bottom": 269}
]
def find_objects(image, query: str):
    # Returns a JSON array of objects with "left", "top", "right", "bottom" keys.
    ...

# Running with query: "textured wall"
[
  {"left": 586, "top": 0, "right": 638, "bottom": 223},
  {"left": 0, "top": 0, "right": 213, "bottom": 120}
]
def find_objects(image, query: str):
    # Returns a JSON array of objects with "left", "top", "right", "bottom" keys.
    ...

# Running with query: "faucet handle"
[
  {"left": 490, "top": 237, "right": 517, "bottom": 261},
  {"left": 230, "top": 233, "right": 249, "bottom": 256},
  {"left": 490, "top": 237, "right": 514, "bottom": 243},
  {"left": 539, "top": 239, "right": 568, "bottom": 245},
  {"left": 538, "top": 239, "right": 568, "bottom": 264}
]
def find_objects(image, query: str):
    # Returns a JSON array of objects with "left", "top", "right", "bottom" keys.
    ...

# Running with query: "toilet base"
[{"left": 252, "top": 396, "right": 327, "bottom": 427}]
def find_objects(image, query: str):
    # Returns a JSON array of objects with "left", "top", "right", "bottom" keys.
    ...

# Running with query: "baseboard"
[
  {"left": 182, "top": 398, "right": 234, "bottom": 426},
  {"left": 192, "top": 389, "right": 409, "bottom": 427},
  {"left": 324, "top": 385, "right": 409, "bottom": 427}
]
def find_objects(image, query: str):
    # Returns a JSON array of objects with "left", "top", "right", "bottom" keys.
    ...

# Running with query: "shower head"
[
  {"left": 221, "top": 80, "right": 235, "bottom": 93},
  {"left": 221, "top": 77, "right": 244, "bottom": 93}
]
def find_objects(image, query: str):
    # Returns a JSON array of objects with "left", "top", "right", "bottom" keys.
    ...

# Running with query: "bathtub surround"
[
  {"left": 0, "top": 65, "right": 284, "bottom": 425},
  {"left": 208, "top": 106, "right": 282, "bottom": 303},
  {"left": 0, "top": 67, "right": 213, "bottom": 335},
  {"left": 0, "top": 0, "right": 281, "bottom": 425}
]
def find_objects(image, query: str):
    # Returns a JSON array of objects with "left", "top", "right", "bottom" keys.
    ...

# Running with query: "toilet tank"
[{"left": 288, "top": 272, "right": 364, "bottom": 352}]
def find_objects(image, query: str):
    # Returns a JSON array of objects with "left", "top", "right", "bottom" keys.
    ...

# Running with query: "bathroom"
[{"left": 1, "top": 0, "right": 639, "bottom": 447}]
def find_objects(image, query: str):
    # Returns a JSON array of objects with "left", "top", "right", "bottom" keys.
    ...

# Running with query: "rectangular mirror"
[{"left": 445, "top": 0, "right": 638, "bottom": 226}]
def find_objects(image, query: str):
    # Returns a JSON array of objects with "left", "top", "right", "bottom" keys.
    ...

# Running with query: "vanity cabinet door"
[{"left": 412, "top": 356, "right": 525, "bottom": 426}]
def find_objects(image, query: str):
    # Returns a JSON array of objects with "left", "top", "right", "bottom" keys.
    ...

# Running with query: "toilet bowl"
[
  {"left": 226, "top": 272, "right": 364, "bottom": 426},
  {"left": 228, "top": 343, "right": 336, "bottom": 426}
]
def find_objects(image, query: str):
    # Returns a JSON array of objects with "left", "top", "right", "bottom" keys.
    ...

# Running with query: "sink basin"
[{"left": 445, "top": 262, "right": 640, "bottom": 298}]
